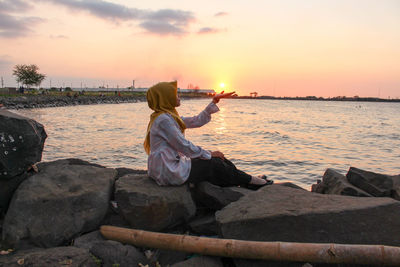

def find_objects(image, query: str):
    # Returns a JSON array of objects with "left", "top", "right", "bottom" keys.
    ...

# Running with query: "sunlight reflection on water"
[{"left": 15, "top": 99, "right": 400, "bottom": 189}]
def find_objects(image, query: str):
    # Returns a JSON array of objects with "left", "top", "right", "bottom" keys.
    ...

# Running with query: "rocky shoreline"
[
  {"left": 0, "top": 95, "right": 148, "bottom": 109},
  {"left": 1, "top": 109, "right": 400, "bottom": 266}
]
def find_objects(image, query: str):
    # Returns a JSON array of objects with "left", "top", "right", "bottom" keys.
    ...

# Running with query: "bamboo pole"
[{"left": 100, "top": 225, "right": 400, "bottom": 266}]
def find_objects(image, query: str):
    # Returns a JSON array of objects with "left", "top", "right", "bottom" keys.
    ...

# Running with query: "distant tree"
[{"left": 12, "top": 64, "right": 46, "bottom": 88}]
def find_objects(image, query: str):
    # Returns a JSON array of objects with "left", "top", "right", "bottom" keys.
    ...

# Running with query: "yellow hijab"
[{"left": 144, "top": 81, "right": 186, "bottom": 154}]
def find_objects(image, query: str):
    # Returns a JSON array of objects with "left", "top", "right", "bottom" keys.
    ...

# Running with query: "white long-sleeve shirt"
[{"left": 147, "top": 102, "right": 220, "bottom": 185}]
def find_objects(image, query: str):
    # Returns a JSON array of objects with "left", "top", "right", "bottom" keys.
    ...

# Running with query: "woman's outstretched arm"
[
  {"left": 182, "top": 91, "right": 236, "bottom": 128},
  {"left": 181, "top": 102, "right": 219, "bottom": 128}
]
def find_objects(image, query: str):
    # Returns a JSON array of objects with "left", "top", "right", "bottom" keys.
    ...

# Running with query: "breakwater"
[{"left": 0, "top": 95, "right": 147, "bottom": 109}]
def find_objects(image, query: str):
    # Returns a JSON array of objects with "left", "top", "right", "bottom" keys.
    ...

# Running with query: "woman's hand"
[
  {"left": 212, "top": 91, "right": 237, "bottom": 103},
  {"left": 211, "top": 151, "right": 225, "bottom": 160}
]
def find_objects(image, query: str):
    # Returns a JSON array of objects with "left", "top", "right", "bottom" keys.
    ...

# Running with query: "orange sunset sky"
[{"left": 0, "top": 0, "right": 399, "bottom": 97}]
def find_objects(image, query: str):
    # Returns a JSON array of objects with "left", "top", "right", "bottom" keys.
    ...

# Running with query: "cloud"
[
  {"left": 42, "top": 0, "right": 195, "bottom": 36},
  {"left": 140, "top": 9, "right": 194, "bottom": 35},
  {"left": 0, "top": 13, "right": 44, "bottom": 38},
  {"left": 215, "top": 12, "right": 228, "bottom": 17},
  {"left": 140, "top": 21, "right": 186, "bottom": 35},
  {"left": 0, "top": 0, "right": 33, "bottom": 13},
  {"left": 198, "top": 27, "right": 223, "bottom": 34},
  {"left": 42, "top": 0, "right": 142, "bottom": 21},
  {"left": 49, "top": 34, "right": 69, "bottom": 39},
  {"left": 144, "top": 9, "right": 194, "bottom": 27}
]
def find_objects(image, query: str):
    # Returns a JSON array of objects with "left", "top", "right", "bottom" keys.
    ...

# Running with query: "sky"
[{"left": 0, "top": 0, "right": 399, "bottom": 97}]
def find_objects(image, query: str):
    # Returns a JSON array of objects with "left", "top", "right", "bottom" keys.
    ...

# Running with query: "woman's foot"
[
  {"left": 247, "top": 175, "right": 273, "bottom": 190},
  {"left": 259, "top": 175, "right": 274, "bottom": 185},
  {"left": 250, "top": 176, "right": 267, "bottom": 185}
]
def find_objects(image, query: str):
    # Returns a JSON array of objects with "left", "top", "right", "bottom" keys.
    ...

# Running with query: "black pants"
[{"left": 187, "top": 157, "right": 252, "bottom": 187}]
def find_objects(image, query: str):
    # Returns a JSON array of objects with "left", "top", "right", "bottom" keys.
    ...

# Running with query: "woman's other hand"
[
  {"left": 212, "top": 91, "right": 237, "bottom": 103},
  {"left": 211, "top": 151, "right": 225, "bottom": 160}
]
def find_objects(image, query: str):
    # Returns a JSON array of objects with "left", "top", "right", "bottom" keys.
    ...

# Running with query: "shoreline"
[
  {"left": 0, "top": 93, "right": 213, "bottom": 110},
  {"left": 0, "top": 94, "right": 148, "bottom": 109},
  {"left": 1, "top": 94, "right": 399, "bottom": 110}
]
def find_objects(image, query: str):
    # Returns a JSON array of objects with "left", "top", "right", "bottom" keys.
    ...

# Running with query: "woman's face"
[{"left": 175, "top": 94, "right": 181, "bottom": 107}]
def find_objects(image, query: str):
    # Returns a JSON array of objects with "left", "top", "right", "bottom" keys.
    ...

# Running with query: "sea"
[{"left": 14, "top": 98, "right": 400, "bottom": 190}]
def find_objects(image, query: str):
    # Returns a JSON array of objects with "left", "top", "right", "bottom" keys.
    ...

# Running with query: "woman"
[{"left": 144, "top": 81, "right": 273, "bottom": 189}]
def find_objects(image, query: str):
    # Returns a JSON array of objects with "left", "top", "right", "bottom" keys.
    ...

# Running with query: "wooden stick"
[{"left": 100, "top": 225, "right": 400, "bottom": 266}]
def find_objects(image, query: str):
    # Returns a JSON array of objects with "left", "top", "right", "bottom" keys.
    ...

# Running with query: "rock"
[
  {"left": 150, "top": 248, "right": 189, "bottom": 266},
  {"left": 115, "top": 174, "right": 196, "bottom": 231},
  {"left": 188, "top": 214, "right": 218, "bottom": 236},
  {"left": 115, "top": 167, "right": 147, "bottom": 179},
  {"left": 74, "top": 230, "right": 150, "bottom": 267},
  {"left": 0, "top": 109, "right": 47, "bottom": 180},
  {"left": 216, "top": 185, "right": 400, "bottom": 247},
  {"left": 39, "top": 158, "right": 106, "bottom": 169},
  {"left": 275, "top": 182, "right": 306, "bottom": 191},
  {"left": 192, "top": 182, "right": 247, "bottom": 210},
  {"left": 90, "top": 240, "right": 149, "bottom": 267},
  {"left": 346, "top": 167, "right": 400, "bottom": 199},
  {"left": 312, "top": 169, "right": 372, "bottom": 197},
  {"left": 232, "top": 259, "right": 308, "bottom": 267},
  {"left": 100, "top": 203, "right": 131, "bottom": 228},
  {"left": 0, "top": 246, "right": 97, "bottom": 267},
  {"left": 73, "top": 230, "right": 105, "bottom": 250},
  {"left": 2, "top": 159, "right": 117, "bottom": 248},
  {"left": 0, "top": 172, "right": 31, "bottom": 215},
  {"left": 171, "top": 256, "right": 223, "bottom": 267}
]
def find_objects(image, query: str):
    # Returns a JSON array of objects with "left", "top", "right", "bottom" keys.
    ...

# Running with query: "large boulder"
[
  {"left": 188, "top": 214, "right": 218, "bottom": 236},
  {"left": 2, "top": 159, "right": 117, "bottom": 248},
  {"left": 312, "top": 168, "right": 372, "bottom": 197},
  {"left": 73, "top": 230, "right": 106, "bottom": 250},
  {"left": 74, "top": 230, "right": 149, "bottom": 266},
  {"left": 216, "top": 185, "right": 400, "bottom": 246},
  {"left": 90, "top": 240, "right": 149, "bottom": 267},
  {"left": 192, "top": 182, "right": 249, "bottom": 210},
  {"left": 0, "top": 109, "right": 47, "bottom": 180},
  {"left": 347, "top": 167, "right": 400, "bottom": 199},
  {"left": 0, "top": 172, "right": 31, "bottom": 215},
  {"left": 171, "top": 256, "right": 223, "bottom": 267},
  {"left": 0, "top": 246, "right": 97, "bottom": 267},
  {"left": 115, "top": 174, "right": 196, "bottom": 231}
]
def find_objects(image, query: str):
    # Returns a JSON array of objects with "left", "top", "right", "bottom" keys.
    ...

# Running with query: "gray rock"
[
  {"left": 0, "top": 109, "right": 47, "bottom": 180},
  {"left": 150, "top": 248, "right": 189, "bottom": 266},
  {"left": 100, "top": 204, "right": 131, "bottom": 228},
  {"left": 347, "top": 167, "right": 400, "bottom": 199},
  {"left": 189, "top": 214, "right": 218, "bottom": 236},
  {"left": 275, "top": 182, "right": 306, "bottom": 191},
  {"left": 90, "top": 240, "right": 149, "bottom": 267},
  {"left": 0, "top": 246, "right": 97, "bottom": 267},
  {"left": 313, "top": 169, "right": 372, "bottom": 197},
  {"left": 37, "top": 158, "right": 106, "bottom": 169},
  {"left": 2, "top": 160, "right": 117, "bottom": 248},
  {"left": 232, "top": 258, "right": 308, "bottom": 267},
  {"left": 193, "top": 182, "right": 246, "bottom": 210},
  {"left": 115, "top": 174, "right": 196, "bottom": 231},
  {"left": 171, "top": 256, "right": 223, "bottom": 267},
  {"left": 73, "top": 230, "right": 105, "bottom": 250},
  {"left": 0, "top": 172, "right": 31, "bottom": 215},
  {"left": 216, "top": 185, "right": 400, "bottom": 246},
  {"left": 115, "top": 167, "right": 147, "bottom": 179}
]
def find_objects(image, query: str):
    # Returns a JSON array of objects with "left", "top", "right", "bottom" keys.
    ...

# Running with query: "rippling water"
[{"left": 15, "top": 99, "right": 400, "bottom": 189}]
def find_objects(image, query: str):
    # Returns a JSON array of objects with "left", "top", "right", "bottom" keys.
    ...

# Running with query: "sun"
[{"left": 219, "top": 82, "right": 225, "bottom": 89}]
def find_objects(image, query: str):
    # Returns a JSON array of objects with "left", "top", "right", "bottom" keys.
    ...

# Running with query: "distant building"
[
  {"left": 250, "top": 92, "right": 258, "bottom": 97},
  {"left": 0, "top": 87, "right": 17, "bottom": 94},
  {"left": 179, "top": 88, "right": 215, "bottom": 94},
  {"left": 64, "top": 87, "right": 215, "bottom": 95}
]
